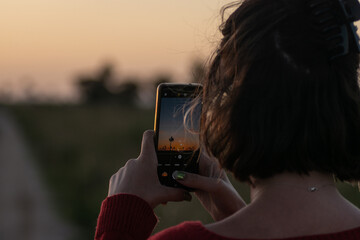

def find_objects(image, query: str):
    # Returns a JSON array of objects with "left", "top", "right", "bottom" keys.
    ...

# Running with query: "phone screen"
[
  {"left": 157, "top": 97, "right": 200, "bottom": 152},
  {"left": 155, "top": 84, "right": 201, "bottom": 189}
]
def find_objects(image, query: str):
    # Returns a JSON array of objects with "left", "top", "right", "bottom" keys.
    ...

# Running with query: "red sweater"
[{"left": 95, "top": 194, "right": 360, "bottom": 240}]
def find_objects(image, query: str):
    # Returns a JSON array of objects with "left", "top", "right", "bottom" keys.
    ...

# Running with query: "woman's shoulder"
[
  {"left": 204, "top": 201, "right": 360, "bottom": 240},
  {"left": 205, "top": 224, "right": 360, "bottom": 240},
  {"left": 150, "top": 220, "right": 360, "bottom": 240},
  {"left": 150, "top": 221, "right": 230, "bottom": 240}
]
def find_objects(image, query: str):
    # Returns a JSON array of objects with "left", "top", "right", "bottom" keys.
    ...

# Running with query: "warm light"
[{"left": 0, "top": 0, "right": 227, "bottom": 101}]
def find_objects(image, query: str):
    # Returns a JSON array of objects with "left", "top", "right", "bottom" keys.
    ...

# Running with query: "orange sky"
[
  {"left": 0, "top": 0, "right": 228, "bottom": 101},
  {"left": 2, "top": 1, "right": 359, "bottom": 102},
  {"left": 158, "top": 131, "right": 199, "bottom": 151}
]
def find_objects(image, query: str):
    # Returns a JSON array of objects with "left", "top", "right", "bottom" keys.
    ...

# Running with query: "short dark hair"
[{"left": 201, "top": 0, "right": 360, "bottom": 182}]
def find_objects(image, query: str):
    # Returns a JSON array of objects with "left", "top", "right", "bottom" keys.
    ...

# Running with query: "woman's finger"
[
  {"left": 139, "top": 130, "right": 157, "bottom": 162},
  {"left": 172, "top": 171, "right": 222, "bottom": 193}
]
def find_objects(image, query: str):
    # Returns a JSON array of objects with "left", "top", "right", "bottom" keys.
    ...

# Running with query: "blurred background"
[{"left": 0, "top": 0, "right": 359, "bottom": 240}]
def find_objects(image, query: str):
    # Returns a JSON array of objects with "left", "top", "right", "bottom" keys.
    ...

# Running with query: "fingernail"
[
  {"left": 172, "top": 171, "right": 186, "bottom": 180},
  {"left": 184, "top": 192, "right": 192, "bottom": 202}
]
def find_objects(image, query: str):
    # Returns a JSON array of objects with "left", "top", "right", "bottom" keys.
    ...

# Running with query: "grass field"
[{"left": 7, "top": 105, "right": 360, "bottom": 239}]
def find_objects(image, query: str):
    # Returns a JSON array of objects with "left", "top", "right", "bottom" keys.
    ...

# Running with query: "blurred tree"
[
  {"left": 114, "top": 80, "right": 138, "bottom": 105},
  {"left": 77, "top": 64, "right": 113, "bottom": 104},
  {"left": 76, "top": 64, "right": 139, "bottom": 106}
]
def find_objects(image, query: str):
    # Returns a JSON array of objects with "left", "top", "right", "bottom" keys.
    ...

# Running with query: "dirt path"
[{"left": 0, "top": 111, "right": 76, "bottom": 240}]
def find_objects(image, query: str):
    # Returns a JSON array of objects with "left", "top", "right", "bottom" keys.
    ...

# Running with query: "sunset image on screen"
[{"left": 158, "top": 98, "right": 200, "bottom": 152}]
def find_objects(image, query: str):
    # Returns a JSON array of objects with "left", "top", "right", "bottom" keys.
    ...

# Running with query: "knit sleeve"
[{"left": 95, "top": 194, "right": 158, "bottom": 240}]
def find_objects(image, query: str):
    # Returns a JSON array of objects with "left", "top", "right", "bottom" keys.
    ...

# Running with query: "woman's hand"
[
  {"left": 108, "top": 130, "right": 192, "bottom": 209},
  {"left": 172, "top": 152, "right": 246, "bottom": 221}
]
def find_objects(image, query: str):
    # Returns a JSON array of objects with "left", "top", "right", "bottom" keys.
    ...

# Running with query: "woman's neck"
[{"left": 250, "top": 171, "right": 337, "bottom": 202}]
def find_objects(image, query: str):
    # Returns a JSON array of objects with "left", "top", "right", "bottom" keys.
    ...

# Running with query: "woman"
[{"left": 95, "top": 0, "right": 360, "bottom": 239}]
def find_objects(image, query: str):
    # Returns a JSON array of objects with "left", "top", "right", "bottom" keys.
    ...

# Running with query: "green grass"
[
  {"left": 9, "top": 105, "right": 155, "bottom": 239},
  {"left": 7, "top": 105, "right": 360, "bottom": 239}
]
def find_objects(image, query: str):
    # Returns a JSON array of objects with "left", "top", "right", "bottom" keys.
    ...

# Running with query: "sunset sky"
[
  {"left": 0, "top": 0, "right": 228, "bottom": 101},
  {"left": 157, "top": 97, "right": 200, "bottom": 151}
]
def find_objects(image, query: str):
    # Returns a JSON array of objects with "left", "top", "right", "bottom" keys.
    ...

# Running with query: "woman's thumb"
[{"left": 172, "top": 171, "right": 220, "bottom": 193}]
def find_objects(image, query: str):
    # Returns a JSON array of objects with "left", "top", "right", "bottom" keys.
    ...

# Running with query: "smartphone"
[{"left": 154, "top": 83, "right": 202, "bottom": 189}]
